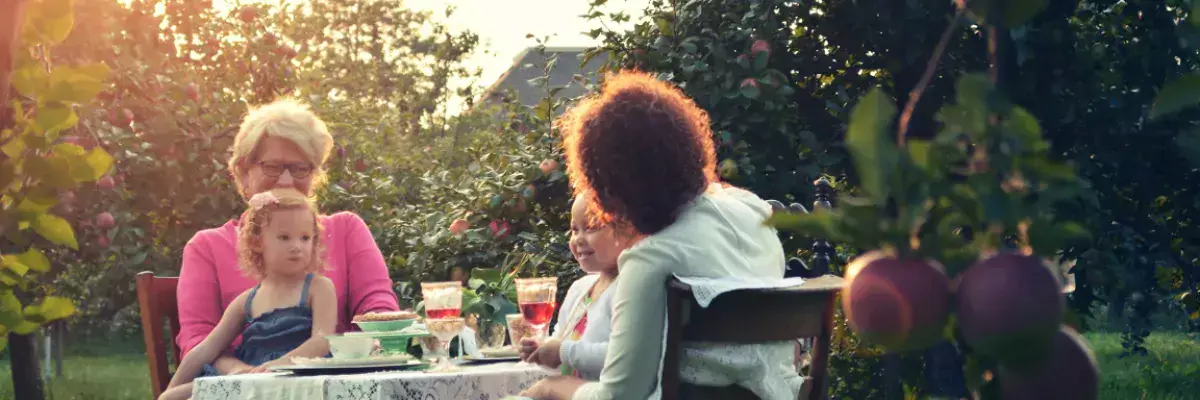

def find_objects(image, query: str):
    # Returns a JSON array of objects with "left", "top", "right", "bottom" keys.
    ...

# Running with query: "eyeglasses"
[{"left": 257, "top": 162, "right": 315, "bottom": 179}]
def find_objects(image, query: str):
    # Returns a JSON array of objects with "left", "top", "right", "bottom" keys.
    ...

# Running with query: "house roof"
[{"left": 476, "top": 46, "right": 610, "bottom": 109}]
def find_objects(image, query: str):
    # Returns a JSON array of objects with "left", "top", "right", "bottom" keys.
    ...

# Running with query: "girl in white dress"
[{"left": 518, "top": 192, "right": 636, "bottom": 380}]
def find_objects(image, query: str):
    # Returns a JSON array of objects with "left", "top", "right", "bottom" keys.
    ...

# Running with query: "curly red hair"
[{"left": 558, "top": 70, "right": 718, "bottom": 235}]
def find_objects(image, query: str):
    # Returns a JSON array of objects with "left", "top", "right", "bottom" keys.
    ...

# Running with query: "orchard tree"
[{"left": 1, "top": 0, "right": 113, "bottom": 397}]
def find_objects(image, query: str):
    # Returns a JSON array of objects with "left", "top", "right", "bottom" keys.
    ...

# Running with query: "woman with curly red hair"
[{"left": 517, "top": 71, "right": 804, "bottom": 400}]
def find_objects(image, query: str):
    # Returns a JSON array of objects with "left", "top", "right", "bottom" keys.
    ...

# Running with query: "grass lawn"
[{"left": 0, "top": 332, "right": 1195, "bottom": 399}]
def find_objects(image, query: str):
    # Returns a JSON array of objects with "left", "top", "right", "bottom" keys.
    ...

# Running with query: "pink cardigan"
[{"left": 175, "top": 211, "right": 399, "bottom": 358}]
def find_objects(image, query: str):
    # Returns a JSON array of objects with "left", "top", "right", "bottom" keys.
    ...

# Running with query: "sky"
[
  {"left": 210, "top": 0, "right": 651, "bottom": 102},
  {"left": 403, "top": 0, "right": 650, "bottom": 89}
]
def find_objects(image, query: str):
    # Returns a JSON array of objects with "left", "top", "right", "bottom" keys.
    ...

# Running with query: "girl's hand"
[
  {"left": 249, "top": 359, "right": 291, "bottom": 374},
  {"left": 517, "top": 337, "right": 540, "bottom": 362},
  {"left": 228, "top": 365, "right": 255, "bottom": 375},
  {"left": 526, "top": 338, "right": 563, "bottom": 369}
]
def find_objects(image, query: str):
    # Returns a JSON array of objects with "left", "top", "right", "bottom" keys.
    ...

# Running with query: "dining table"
[{"left": 191, "top": 360, "right": 555, "bottom": 400}]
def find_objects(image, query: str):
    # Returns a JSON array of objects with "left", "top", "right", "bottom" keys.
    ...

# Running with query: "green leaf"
[
  {"left": 28, "top": 296, "right": 75, "bottom": 322},
  {"left": 46, "top": 62, "right": 110, "bottom": 102},
  {"left": 0, "top": 161, "right": 13, "bottom": 190},
  {"left": 24, "top": 154, "right": 74, "bottom": 188},
  {"left": 968, "top": 0, "right": 1048, "bottom": 27},
  {"left": 1150, "top": 74, "right": 1200, "bottom": 120},
  {"left": 35, "top": 104, "right": 78, "bottom": 133},
  {"left": 1003, "top": 107, "right": 1047, "bottom": 153},
  {"left": 764, "top": 209, "right": 838, "bottom": 238},
  {"left": 0, "top": 292, "right": 22, "bottom": 328},
  {"left": 1, "top": 256, "right": 29, "bottom": 277},
  {"left": 753, "top": 51, "right": 769, "bottom": 71},
  {"left": 13, "top": 320, "right": 40, "bottom": 335},
  {"left": 84, "top": 147, "right": 114, "bottom": 180},
  {"left": 16, "top": 248, "right": 50, "bottom": 273},
  {"left": 470, "top": 267, "right": 504, "bottom": 283},
  {"left": 845, "top": 88, "right": 898, "bottom": 203},
  {"left": 1175, "top": 130, "right": 1200, "bottom": 168},
  {"left": 11, "top": 65, "right": 50, "bottom": 99},
  {"left": 1027, "top": 220, "right": 1090, "bottom": 256},
  {"left": 740, "top": 81, "right": 760, "bottom": 99},
  {"left": 906, "top": 139, "right": 932, "bottom": 171},
  {"left": 33, "top": 213, "right": 77, "bottom": 249},
  {"left": 23, "top": 0, "right": 75, "bottom": 45}
]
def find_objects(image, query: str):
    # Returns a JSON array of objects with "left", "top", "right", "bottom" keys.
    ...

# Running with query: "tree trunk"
[
  {"left": 9, "top": 332, "right": 45, "bottom": 400},
  {"left": 0, "top": 0, "right": 29, "bottom": 130}
]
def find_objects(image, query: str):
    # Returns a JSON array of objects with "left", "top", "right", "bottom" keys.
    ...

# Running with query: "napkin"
[{"left": 673, "top": 275, "right": 808, "bottom": 307}]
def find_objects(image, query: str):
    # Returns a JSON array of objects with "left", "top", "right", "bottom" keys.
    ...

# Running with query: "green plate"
[
  {"left": 353, "top": 319, "right": 417, "bottom": 332},
  {"left": 347, "top": 329, "right": 430, "bottom": 354}
]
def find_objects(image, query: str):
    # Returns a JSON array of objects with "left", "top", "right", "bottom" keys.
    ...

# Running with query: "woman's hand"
[
  {"left": 525, "top": 338, "right": 563, "bottom": 369},
  {"left": 518, "top": 376, "right": 587, "bottom": 400},
  {"left": 517, "top": 337, "right": 540, "bottom": 362}
]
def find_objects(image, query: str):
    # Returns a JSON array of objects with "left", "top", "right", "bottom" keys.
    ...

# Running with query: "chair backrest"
[
  {"left": 662, "top": 275, "right": 844, "bottom": 400},
  {"left": 135, "top": 271, "right": 181, "bottom": 398}
]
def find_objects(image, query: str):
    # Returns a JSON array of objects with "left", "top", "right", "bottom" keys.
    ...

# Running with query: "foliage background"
[{"left": 3, "top": 0, "right": 1199, "bottom": 398}]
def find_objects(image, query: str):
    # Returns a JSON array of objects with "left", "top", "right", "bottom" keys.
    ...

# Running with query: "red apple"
[
  {"left": 489, "top": 220, "right": 511, "bottom": 239},
  {"left": 841, "top": 251, "right": 952, "bottom": 352},
  {"left": 355, "top": 159, "right": 367, "bottom": 172},
  {"left": 97, "top": 176, "right": 116, "bottom": 190},
  {"left": 58, "top": 191, "right": 75, "bottom": 205},
  {"left": 449, "top": 219, "right": 470, "bottom": 235},
  {"left": 740, "top": 78, "right": 759, "bottom": 89},
  {"left": 97, "top": 236, "right": 111, "bottom": 248},
  {"left": 186, "top": 83, "right": 199, "bottom": 102},
  {"left": 750, "top": 39, "right": 771, "bottom": 57},
  {"left": 539, "top": 159, "right": 558, "bottom": 174},
  {"left": 737, "top": 54, "right": 750, "bottom": 64},
  {"left": 123, "top": 108, "right": 135, "bottom": 125},
  {"left": 238, "top": 7, "right": 258, "bottom": 23},
  {"left": 263, "top": 33, "right": 277, "bottom": 45},
  {"left": 95, "top": 212, "right": 115, "bottom": 230},
  {"left": 336, "top": 146, "right": 346, "bottom": 158}
]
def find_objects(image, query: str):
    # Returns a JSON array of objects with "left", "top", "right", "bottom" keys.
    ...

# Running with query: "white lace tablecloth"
[{"left": 192, "top": 362, "right": 556, "bottom": 400}]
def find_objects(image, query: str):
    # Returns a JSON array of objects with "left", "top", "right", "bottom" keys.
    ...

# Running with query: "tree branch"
[{"left": 897, "top": 8, "right": 964, "bottom": 147}]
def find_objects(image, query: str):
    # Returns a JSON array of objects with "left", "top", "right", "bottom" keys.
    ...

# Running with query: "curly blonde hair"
[{"left": 237, "top": 188, "right": 327, "bottom": 279}]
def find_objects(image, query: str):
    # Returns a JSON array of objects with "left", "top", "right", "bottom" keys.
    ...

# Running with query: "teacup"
[{"left": 326, "top": 334, "right": 376, "bottom": 359}]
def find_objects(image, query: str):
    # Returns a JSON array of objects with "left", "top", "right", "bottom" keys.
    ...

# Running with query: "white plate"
[
  {"left": 479, "top": 347, "right": 519, "bottom": 358},
  {"left": 290, "top": 353, "right": 415, "bottom": 367}
]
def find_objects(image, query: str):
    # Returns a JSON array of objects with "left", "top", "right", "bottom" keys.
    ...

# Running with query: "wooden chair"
[
  {"left": 136, "top": 271, "right": 182, "bottom": 398},
  {"left": 662, "top": 274, "right": 844, "bottom": 400}
]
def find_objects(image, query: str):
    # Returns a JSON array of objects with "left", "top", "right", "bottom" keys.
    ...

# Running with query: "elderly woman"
[
  {"left": 176, "top": 98, "right": 399, "bottom": 375},
  {"left": 518, "top": 72, "right": 804, "bottom": 400}
]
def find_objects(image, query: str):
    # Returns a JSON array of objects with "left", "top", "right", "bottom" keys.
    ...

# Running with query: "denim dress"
[{"left": 200, "top": 273, "right": 316, "bottom": 376}]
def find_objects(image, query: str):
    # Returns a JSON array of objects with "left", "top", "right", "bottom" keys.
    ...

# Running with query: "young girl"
[
  {"left": 518, "top": 192, "right": 636, "bottom": 380},
  {"left": 159, "top": 188, "right": 338, "bottom": 400}
]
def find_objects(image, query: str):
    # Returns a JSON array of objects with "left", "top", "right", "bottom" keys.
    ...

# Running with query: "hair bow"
[{"left": 248, "top": 191, "right": 281, "bottom": 210}]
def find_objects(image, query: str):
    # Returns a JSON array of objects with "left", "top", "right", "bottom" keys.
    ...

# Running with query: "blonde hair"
[
  {"left": 237, "top": 188, "right": 327, "bottom": 280},
  {"left": 228, "top": 98, "right": 335, "bottom": 198}
]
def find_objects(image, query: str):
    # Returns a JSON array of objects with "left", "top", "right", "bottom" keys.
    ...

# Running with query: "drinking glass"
[
  {"left": 425, "top": 317, "right": 465, "bottom": 371},
  {"left": 421, "top": 281, "right": 463, "bottom": 319},
  {"left": 505, "top": 314, "right": 532, "bottom": 347},
  {"left": 515, "top": 277, "right": 557, "bottom": 338}
]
